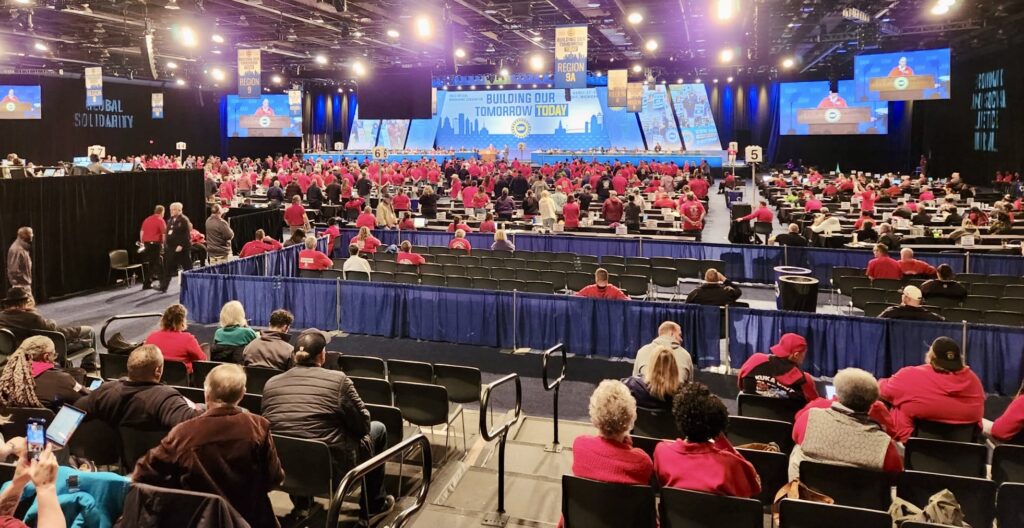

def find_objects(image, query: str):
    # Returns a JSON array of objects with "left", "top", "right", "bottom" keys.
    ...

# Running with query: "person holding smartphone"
[{"left": 0, "top": 445, "right": 65, "bottom": 528}]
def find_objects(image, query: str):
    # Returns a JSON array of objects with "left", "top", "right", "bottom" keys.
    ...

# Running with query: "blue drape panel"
[
  {"left": 284, "top": 277, "right": 339, "bottom": 330},
  {"left": 511, "top": 234, "right": 641, "bottom": 257},
  {"left": 404, "top": 285, "right": 511, "bottom": 347},
  {"left": 340, "top": 281, "right": 406, "bottom": 337},
  {"left": 180, "top": 274, "right": 285, "bottom": 326},
  {"left": 917, "top": 253, "right": 967, "bottom": 274},
  {"left": 642, "top": 241, "right": 783, "bottom": 283},
  {"left": 884, "top": 319, "right": 963, "bottom": 378},
  {"left": 966, "top": 324, "right": 1024, "bottom": 395},
  {"left": 971, "top": 254, "right": 1024, "bottom": 277},
  {"left": 516, "top": 292, "right": 576, "bottom": 351}
]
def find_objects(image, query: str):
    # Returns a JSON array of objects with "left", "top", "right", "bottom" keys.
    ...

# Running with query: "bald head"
[
  {"left": 788, "top": 223, "right": 800, "bottom": 234},
  {"left": 127, "top": 344, "right": 164, "bottom": 382},
  {"left": 900, "top": 248, "right": 914, "bottom": 261}
]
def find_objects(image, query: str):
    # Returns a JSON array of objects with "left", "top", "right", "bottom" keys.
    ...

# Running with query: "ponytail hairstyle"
[{"left": 0, "top": 341, "right": 46, "bottom": 408}]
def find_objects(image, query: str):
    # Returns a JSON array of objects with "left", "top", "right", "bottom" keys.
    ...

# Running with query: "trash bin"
[{"left": 778, "top": 275, "right": 820, "bottom": 312}]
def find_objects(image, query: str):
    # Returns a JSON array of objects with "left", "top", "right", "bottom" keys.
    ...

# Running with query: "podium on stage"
[
  {"left": 796, "top": 107, "right": 872, "bottom": 134},
  {"left": 0, "top": 101, "right": 35, "bottom": 115},
  {"left": 238, "top": 115, "right": 293, "bottom": 137},
  {"left": 867, "top": 75, "right": 936, "bottom": 101}
]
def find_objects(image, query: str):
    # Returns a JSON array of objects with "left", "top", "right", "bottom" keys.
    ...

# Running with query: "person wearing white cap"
[{"left": 878, "top": 285, "right": 944, "bottom": 321}]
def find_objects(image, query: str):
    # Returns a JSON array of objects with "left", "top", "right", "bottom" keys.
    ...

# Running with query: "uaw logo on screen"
[
  {"left": 4, "top": 102, "right": 14, "bottom": 112},
  {"left": 893, "top": 77, "right": 910, "bottom": 90},
  {"left": 259, "top": 115, "right": 271, "bottom": 127},
  {"left": 824, "top": 109, "right": 842, "bottom": 123},
  {"left": 511, "top": 117, "right": 532, "bottom": 138}
]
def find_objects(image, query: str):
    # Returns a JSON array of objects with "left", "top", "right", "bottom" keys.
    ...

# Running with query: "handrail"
[
  {"left": 541, "top": 344, "right": 566, "bottom": 452},
  {"left": 99, "top": 313, "right": 162, "bottom": 350},
  {"left": 478, "top": 373, "right": 522, "bottom": 527},
  {"left": 479, "top": 373, "right": 522, "bottom": 442},
  {"left": 327, "top": 433, "right": 432, "bottom": 528}
]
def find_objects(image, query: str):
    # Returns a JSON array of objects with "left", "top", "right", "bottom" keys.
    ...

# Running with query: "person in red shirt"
[
  {"left": 602, "top": 192, "right": 624, "bottom": 224},
  {"left": 562, "top": 195, "right": 580, "bottom": 230},
  {"left": 652, "top": 193, "right": 676, "bottom": 209},
  {"left": 878, "top": 336, "right": 985, "bottom": 442},
  {"left": 298, "top": 237, "right": 332, "bottom": 271},
  {"left": 392, "top": 189, "right": 411, "bottom": 212},
  {"left": 396, "top": 241, "right": 426, "bottom": 266},
  {"left": 449, "top": 229, "right": 472, "bottom": 254},
  {"left": 987, "top": 380, "right": 1024, "bottom": 443},
  {"left": 253, "top": 98, "right": 276, "bottom": 117},
  {"left": 804, "top": 195, "right": 823, "bottom": 213},
  {"left": 283, "top": 196, "right": 308, "bottom": 230},
  {"left": 737, "top": 333, "right": 819, "bottom": 404},
  {"left": 398, "top": 212, "right": 415, "bottom": 231},
  {"left": 139, "top": 205, "right": 167, "bottom": 290},
  {"left": 888, "top": 57, "right": 914, "bottom": 77},
  {"left": 853, "top": 211, "right": 875, "bottom": 230},
  {"left": 576, "top": 268, "right": 629, "bottom": 300},
  {"left": 898, "top": 248, "right": 937, "bottom": 278},
  {"left": 323, "top": 218, "right": 341, "bottom": 256},
  {"left": 817, "top": 92, "right": 848, "bottom": 108},
  {"left": 688, "top": 175, "right": 709, "bottom": 200},
  {"left": 679, "top": 194, "right": 706, "bottom": 241},
  {"left": 144, "top": 304, "right": 207, "bottom": 373},
  {"left": 654, "top": 383, "right": 761, "bottom": 498},
  {"left": 446, "top": 215, "right": 473, "bottom": 234},
  {"left": 737, "top": 201, "right": 774, "bottom": 224},
  {"left": 349, "top": 227, "right": 381, "bottom": 254},
  {"left": 354, "top": 206, "right": 376, "bottom": 230},
  {"left": 866, "top": 244, "right": 903, "bottom": 280},
  {"left": 918, "top": 187, "right": 935, "bottom": 202},
  {"left": 478, "top": 213, "right": 496, "bottom": 233},
  {"left": 858, "top": 187, "right": 878, "bottom": 213},
  {"left": 789, "top": 368, "right": 903, "bottom": 479},
  {"left": 238, "top": 229, "right": 283, "bottom": 258}
]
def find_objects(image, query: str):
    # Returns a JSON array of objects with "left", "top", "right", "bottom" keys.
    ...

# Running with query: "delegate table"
[{"left": 531, "top": 151, "right": 732, "bottom": 168}]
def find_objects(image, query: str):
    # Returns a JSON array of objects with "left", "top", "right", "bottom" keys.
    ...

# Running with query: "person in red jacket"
[
  {"left": 283, "top": 195, "right": 308, "bottom": 230},
  {"left": 238, "top": 229, "right": 283, "bottom": 258},
  {"left": 396, "top": 241, "right": 426, "bottom": 266},
  {"left": 355, "top": 207, "right": 376, "bottom": 230},
  {"left": 866, "top": 243, "right": 903, "bottom": 280},
  {"left": 298, "top": 237, "right": 332, "bottom": 271},
  {"left": 987, "top": 380, "right": 1024, "bottom": 443},
  {"left": 571, "top": 380, "right": 653, "bottom": 484},
  {"left": 602, "top": 192, "right": 624, "bottom": 224},
  {"left": 788, "top": 368, "right": 903, "bottom": 480},
  {"left": 562, "top": 195, "right": 580, "bottom": 230},
  {"left": 879, "top": 336, "right": 985, "bottom": 442},
  {"left": 576, "top": 268, "right": 629, "bottom": 300},
  {"left": 736, "top": 201, "right": 774, "bottom": 224},
  {"left": 737, "top": 333, "right": 819, "bottom": 404},
  {"left": 679, "top": 193, "right": 707, "bottom": 241},
  {"left": 654, "top": 383, "right": 761, "bottom": 498},
  {"left": 449, "top": 229, "right": 472, "bottom": 254},
  {"left": 898, "top": 248, "right": 937, "bottom": 278},
  {"left": 144, "top": 304, "right": 207, "bottom": 373}
]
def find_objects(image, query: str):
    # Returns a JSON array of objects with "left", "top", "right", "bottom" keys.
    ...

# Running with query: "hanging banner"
[
  {"left": 431, "top": 87, "right": 438, "bottom": 115},
  {"left": 151, "top": 93, "right": 164, "bottom": 119},
  {"left": 287, "top": 89, "right": 302, "bottom": 117},
  {"left": 554, "top": 25, "right": 588, "bottom": 89},
  {"left": 237, "top": 49, "right": 261, "bottom": 97},
  {"left": 85, "top": 67, "right": 103, "bottom": 108},
  {"left": 608, "top": 69, "right": 628, "bottom": 108},
  {"left": 626, "top": 82, "right": 644, "bottom": 112}
]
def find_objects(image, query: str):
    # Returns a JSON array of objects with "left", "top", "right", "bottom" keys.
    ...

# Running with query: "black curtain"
[
  {"left": 225, "top": 208, "right": 283, "bottom": 253},
  {"left": 0, "top": 170, "right": 205, "bottom": 301}
]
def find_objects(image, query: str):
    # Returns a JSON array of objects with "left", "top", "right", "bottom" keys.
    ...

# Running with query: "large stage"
[
  {"left": 303, "top": 152, "right": 476, "bottom": 164},
  {"left": 302, "top": 150, "right": 738, "bottom": 168}
]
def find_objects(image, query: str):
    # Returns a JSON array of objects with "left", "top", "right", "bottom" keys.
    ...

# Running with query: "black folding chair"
[
  {"left": 243, "top": 366, "right": 282, "bottom": 395},
  {"left": 162, "top": 361, "right": 190, "bottom": 387},
  {"left": 778, "top": 499, "right": 891, "bottom": 528},
  {"left": 190, "top": 360, "right": 222, "bottom": 388},
  {"left": 997, "top": 482, "right": 1024, "bottom": 528},
  {"left": 736, "top": 393, "right": 802, "bottom": 423},
  {"left": 119, "top": 427, "right": 169, "bottom": 473},
  {"left": 100, "top": 353, "right": 129, "bottom": 380},
  {"left": 632, "top": 407, "right": 680, "bottom": 440},
  {"left": 386, "top": 359, "right": 433, "bottom": 384},
  {"left": 799, "top": 460, "right": 893, "bottom": 511},
  {"left": 905, "top": 437, "right": 987, "bottom": 477},
  {"left": 993, "top": 444, "right": 1024, "bottom": 484},
  {"left": 392, "top": 381, "right": 451, "bottom": 463},
  {"left": 433, "top": 364, "right": 481, "bottom": 451},
  {"left": 339, "top": 355, "right": 386, "bottom": 379},
  {"left": 726, "top": 415, "right": 794, "bottom": 453},
  {"left": 897, "top": 470, "right": 997, "bottom": 528},
  {"left": 659, "top": 487, "right": 762, "bottom": 528},
  {"left": 561, "top": 475, "right": 656, "bottom": 528},
  {"left": 350, "top": 376, "right": 393, "bottom": 406},
  {"left": 366, "top": 404, "right": 404, "bottom": 450},
  {"left": 272, "top": 434, "right": 335, "bottom": 523},
  {"left": 912, "top": 419, "right": 980, "bottom": 443},
  {"left": 737, "top": 448, "right": 788, "bottom": 507},
  {"left": 68, "top": 419, "right": 122, "bottom": 469}
]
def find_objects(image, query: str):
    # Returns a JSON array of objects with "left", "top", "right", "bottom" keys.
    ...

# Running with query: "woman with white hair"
[
  {"left": 788, "top": 368, "right": 903, "bottom": 479},
  {"left": 571, "top": 380, "right": 653, "bottom": 484},
  {"left": 212, "top": 301, "right": 259, "bottom": 363},
  {"left": 538, "top": 190, "right": 557, "bottom": 229}
]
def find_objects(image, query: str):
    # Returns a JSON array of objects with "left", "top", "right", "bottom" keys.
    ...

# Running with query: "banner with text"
[
  {"left": 151, "top": 93, "right": 164, "bottom": 119},
  {"left": 554, "top": 25, "right": 588, "bottom": 89},
  {"left": 608, "top": 69, "right": 627, "bottom": 108},
  {"left": 85, "top": 67, "right": 103, "bottom": 108},
  {"left": 287, "top": 90, "right": 302, "bottom": 115},
  {"left": 626, "top": 82, "right": 643, "bottom": 112},
  {"left": 237, "top": 49, "right": 261, "bottom": 97},
  {"left": 669, "top": 84, "right": 722, "bottom": 150}
]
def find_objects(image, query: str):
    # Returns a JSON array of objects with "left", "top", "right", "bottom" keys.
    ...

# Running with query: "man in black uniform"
[{"left": 160, "top": 202, "right": 193, "bottom": 293}]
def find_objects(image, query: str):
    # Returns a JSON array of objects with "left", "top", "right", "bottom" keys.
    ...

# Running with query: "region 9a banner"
[
  {"left": 237, "top": 49, "right": 261, "bottom": 97},
  {"left": 85, "top": 67, "right": 103, "bottom": 108},
  {"left": 554, "top": 25, "right": 587, "bottom": 89},
  {"left": 151, "top": 93, "right": 164, "bottom": 119}
]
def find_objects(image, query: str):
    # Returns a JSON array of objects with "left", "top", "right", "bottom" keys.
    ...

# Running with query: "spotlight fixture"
[
  {"left": 781, "top": 57, "right": 795, "bottom": 69},
  {"left": 631, "top": 64, "right": 642, "bottom": 73},
  {"left": 175, "top": 78, "right": 186, "bottom": 86},
  {"left": 645, "top": 40, "right": 658, "bottom": 52},
  {"left": 713, "top": 78, "right": 719, "bottom": 83},
  {"left": 211, "top": 34, "right": 224, "bottom": 43},
  {"left": 386, "top": 29, "right": 400, "bottom": 38},
  {"left": 695, "top": 77, "right": 701, "bottom": 83},
  {"left": 315, "top": 54, "right": 328, "bottom": 65},
  {"left": 726, "top": 76, "right": 734, "bottom": 82},
  {"left": 178, "top": 26, "right": 198, "bottom": 48},
  {"left": 352, "top": 60, "right": 366, "bottom": 76},
  {"left": 676, "top": 77, "right": 683, "bottom": 83},
  {"left": 930, "top": 3, "right": 949, "bottom": 14},
  {"left": 627, "top": 12, "right": 643, "bottom": 24},
  {"left": 454, "top": 48, "right": 466, "bottom": 59},
  {"left": 716, "top": 0, "right": 738, "bottom": 21},
  {"left": 166, "top": 61, "right": 178, "bottom": 69},
  {"left": 34, "top": 41, "right": 48, "bottom": 51},
  {"left": 271, "top": 74, "right": 283, "bottom": 84},
  {"left": 415, "top": 16, "right": 432, "bottom": 38},
  {"left": 529, "top": 54, "right": 544, "bottom": 71},
  {"left": 719, "top": 48, "right": 734, "bottom": 63},
  {"left": 499, "top": 68, "right": 509, "bottom": 77},
  {"left": 210, "top": 68, "right": 226, "bottom": 81}
]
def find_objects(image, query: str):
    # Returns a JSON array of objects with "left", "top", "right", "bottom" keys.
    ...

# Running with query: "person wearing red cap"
[
  {"left": 878, "top": 336, "right": 984, "bottom": 443},
  {"left": 737, "top": 333, "right": 819, "bottom": 404},
  {"left": 866, "top": 243, "right": 903, "bottom": 281}
]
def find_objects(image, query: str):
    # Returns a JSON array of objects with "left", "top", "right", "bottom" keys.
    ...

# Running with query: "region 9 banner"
[
  {"left": 779, "top": 80, "right": 888, "bottom": 135},
  {"left": 237, "top": 49, "right": 261, "bottom": 97},
  {"left": 151, "top": 93, "right": 164, "bottom": 120},
  {"left": 854, "top": 48, "right": 950, "bottom": 102},
  {"left": 554, "top": 25, "right": 587, "bottom": 89}
]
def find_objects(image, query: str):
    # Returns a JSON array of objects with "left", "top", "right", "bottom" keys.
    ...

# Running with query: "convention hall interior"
[{"left": 2, "top": 0, "right": 1024, "bottom": 526}]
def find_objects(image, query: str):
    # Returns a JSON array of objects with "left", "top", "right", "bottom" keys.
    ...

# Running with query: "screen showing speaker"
[
  {"left": 854, "top": 48, "right": 950, "bottom": 101},
  {"left": 225, "top": 95, "right": 301, "bottom": 137},
  {"left": 779, "top": 80, "right": 888, "bottom": 135},
  {"left": 0, "top": 85, "right": 42, "bottom": 120}
]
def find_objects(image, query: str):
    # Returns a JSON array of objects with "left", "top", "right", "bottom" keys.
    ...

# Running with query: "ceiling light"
[
  {"left": 627, "top": 12, "right": 643, "bottom": 24},
  {"left": 587, "top": 2, "right": 601, "bottom": 7},
  {"left": 930, "top": 3, "right": 949, "bottom": 14},
  {"left": 781, "top": 57, "right": 795, "bottom": 69},
  {"left": 211, "top": 34, "right": 224, "bottom": 44},
  {"left": 632, "top": 64, "right": 642, "bottom": 73},
  {"left": 337, "top": 88, "right": 343, "bottom": 93},
  {"left": 938, "top": 0, "right": 955, "bottom": 6},
  {"left": 719, "top": 47, "right": 734, "bottom": 63},
  {"left": 178, "top": 26, "right": 198, "bottom": 48},
  {"left": 529, "top": 54, "right": 544, "bottom": 72},
  {"left": 210, "top": 68, "right": 225, "bottom": 81},
  {"left": 33, "top": 41, "right": 48, "bottom": 52},
  {"left": 175, "top": 78, "right": 186, "bottom": 86},
  {"left": 532, "top": 35, "right": 543, "bottom": 42},
  {"left": 517, "top": 84, "right": 522, "bottom": 88},
  {"left": 676, "top": 78, "right": 683, "bottom": 83},
  {"left": 727, "top": 76, "right": 734, "bottom": 82},
  {"left": 713, "top": 78, "right": 719, "bottom": 83},
  {"left": 499, "top": 68, "right": 509, "bottom": 77},
  {"left": 315, "top": 54, "right": 328, "bottom": 65},
  {"left": 166, "top": 61, "right": 178, "bottom": 69},
  {"left": 352, "top": 61, "right": 366, "bottom": 76},
  {"left": 165, "top": 0, "right": 180, "bottom": 9},
  {"left": 415, "top": 16, "right": 432, "bottom": 38},
  {"left": 695, "top": 78, "right": 701, "bottom": 83},
  {"left": 15, "top": 0, "right": 33, "bottom": 4},
  {"left": 386, "top": 29, "right": 400, "bottom": 38},
  {"left": 352, "top": 30, "right": 363, "bottom": 38},
  {"left": 645, "top": 40, "right": 658, "bottom": 52},
  {"left": 271, "top": 74, "right": 282, "bottom": 84},
  {"left": 454, "top": 48, "right": 466, "bottom": 59},
  {"left": 716, "top": 0, "right": 738, "bottom": 21}
]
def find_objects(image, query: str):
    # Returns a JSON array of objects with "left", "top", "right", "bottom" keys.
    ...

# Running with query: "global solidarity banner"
[
  {"left": 554, "top": 25, "right": 587, "bottom": 89},
  {"left": 85, "top": 67, "right": 103, "bottom": 108},
  {"left": 237, "top": 49, "right": 261, "bottom": 98}
]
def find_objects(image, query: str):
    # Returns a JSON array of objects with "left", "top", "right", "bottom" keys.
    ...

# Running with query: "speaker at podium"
[
  {"left": 867, "top": 75, "right": 936, "bottom": 101},
  {"left": 238, "top": 115, "right": 293, "bottom": 137},
  {"left": 796, "top": 107, "right": 873, "bottom": 135}
]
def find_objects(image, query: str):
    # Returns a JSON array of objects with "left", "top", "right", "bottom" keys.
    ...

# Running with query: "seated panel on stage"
[{"left": 532, "top": 152, "right": 727, "bottom": 168}]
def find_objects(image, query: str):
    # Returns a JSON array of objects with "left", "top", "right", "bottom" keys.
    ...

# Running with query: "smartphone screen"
[
  {"left": 26, "top": 419, "right": 46, "bottom": 459},
  {"left": 88, "top": 379, "right": 102, "bottom": 390}
]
